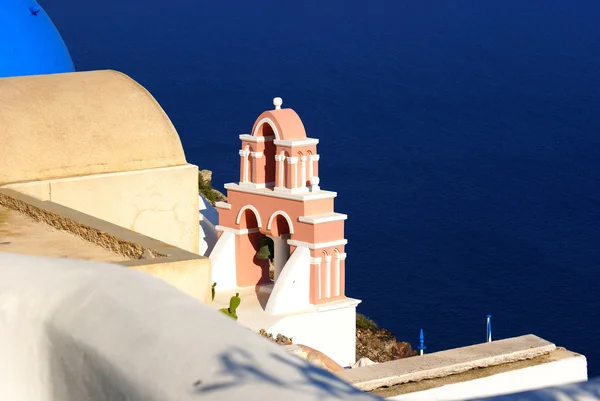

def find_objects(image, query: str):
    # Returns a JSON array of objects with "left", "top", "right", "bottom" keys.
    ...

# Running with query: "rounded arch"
[
  {"left": 235, "top": 205, "right": 263, "bottom": 228},
  {"left": 252, "top": 118, "right": 280, "bottom": 140},
  {"left": 250, "top": 109, "right": 307, "bottom": 141},
  {"left": 333, "top": 248, "right": 340, "bottom": 257},
  {"left": 266, "top": 210, "right": 295, "bottom": 234}
]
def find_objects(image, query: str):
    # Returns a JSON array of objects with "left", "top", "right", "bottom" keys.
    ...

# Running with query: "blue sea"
[{"left": 44, "top": 0, "right": 600, "bottom": 377}]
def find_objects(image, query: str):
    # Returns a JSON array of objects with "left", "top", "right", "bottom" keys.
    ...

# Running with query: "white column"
[
  {"left": 300, "top": 156, "right": 307, "bottom": 188},
  {"left": 318, "top": 263, "right": 322, "bottom": 299},
  {"left": 335, "top": 253, "right": 346, "bottom": 297},
  {"left": 309, "top": 154, "right": 320, "bottom": 180},
  {"left": 287, "top": 157, "right": 298, "bottom": 189},
  {"left": 325, "top": 255, "right": 332, "bottom": 298},
  {"left": 271, "top": 234, "right": 290, "bottom": 281},
  {"left": 250, "top": 151, "right": 263, "bottom": 183},
  {"left": 309, "top": 257, "right": 322, "bottom": 302},
  {"left": 275, "top": 155, "right": 285, "bottom": 187},
  {"left": 239, "top": 149, "right": 249, "bottom": 183}
]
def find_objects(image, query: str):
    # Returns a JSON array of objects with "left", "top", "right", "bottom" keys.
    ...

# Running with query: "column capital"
[
  {"left": 250, "top": 151, "right": 263, "bottom": 159},
  {"left": 309, "top": 154, "right": 320, "bottom": 161},
  {"left": 287, "top": 157, "right": 299, "bottom": 165},
  {"left": 274, "top": 155, "right": 285, "bottom": 162},
  {"left": 239, "top": 149, "right": 250, "bottom": 157},
  {"left": 300, "top": 156, "right": 308, "bottom": 162}
]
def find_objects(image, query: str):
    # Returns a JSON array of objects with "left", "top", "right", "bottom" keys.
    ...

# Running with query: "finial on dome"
[{"left": 273, "top": 97, "right": 283, "bottom": 110}]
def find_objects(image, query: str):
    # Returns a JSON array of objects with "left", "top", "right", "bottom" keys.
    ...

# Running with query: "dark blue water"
[{"left": 44, "top": 0, "right": 600, "bottom": 376}]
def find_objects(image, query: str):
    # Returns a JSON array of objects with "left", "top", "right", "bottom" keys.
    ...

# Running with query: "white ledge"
[
  {"left": 239, "top": 182, "right": 266, "bottom": 189},
  {"left": 316, "top": 297, "right": 361, "bottom": 312},
  {"left": 287, "top": 239, "right": 347, "bottom": 250},
  {"left": 215, "top": 201, "right": 231, "bottom": 210},
  {"left": 298, "top": 213, "right": 347, "bottom": 225},
  {"left": 239, "top": 134, "right": 275, "bottom": 143},
  {"left": 274, "top": 138, "right": 319, "bottom": 148},
  {"left": 224, "top": 183, "right": 337, "bottom": 201},
  {"left": 215, "top": 225, "right": 259, "bottom": 235}
]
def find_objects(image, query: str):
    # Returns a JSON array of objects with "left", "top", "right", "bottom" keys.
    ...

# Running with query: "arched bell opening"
[
  {"left": 259, "top": 213, "right": 293, "bottom": 283},
  {"left": 257, "top": 123, "right": 276, "bottom": 187},
  {"left": 236, "top": 208, "right": 269, "bottom": 287},
  {"left": 255, "top": 235, "right": 275, "bottom": 280}
]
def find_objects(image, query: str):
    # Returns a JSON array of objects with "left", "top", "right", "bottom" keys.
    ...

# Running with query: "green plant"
[
  {"left": 229, "top": 292, "right": 241, "bottom": 313},
  {"left": 211, "top": 282, "right": 217, "bottom": 301},
  {"left": 198, "top": 172, "right": 224, "bottom": 206},
  {"left": 219, "top": 292, "right": 241, "bottom": 320},
  {"left": 356, "top": 313, "right": 379, "bottom": 332}
]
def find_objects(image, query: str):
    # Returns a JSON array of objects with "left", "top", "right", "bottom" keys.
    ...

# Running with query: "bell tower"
[{"left": 211, "top": 98, "right": 351, "bottom": 315}]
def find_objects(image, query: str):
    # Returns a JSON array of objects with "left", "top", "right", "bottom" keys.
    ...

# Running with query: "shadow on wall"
[
  {"left": 47, "top": 337, "right": 379, "bottom": 401},
  {"left": 194, "top": 347, "right": 379, "bottom": 401},
  {"left": 0, "top": 252, "right": 375, "bottom": 401},
  {"left": 474, "top": 378, "right": 600, "bottom": 401}
]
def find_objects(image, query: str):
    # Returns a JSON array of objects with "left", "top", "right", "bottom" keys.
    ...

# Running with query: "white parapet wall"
[
  {"left": 475, "top": 377, "right": 600, "bottom": 401},
  {"left": 338, "top": 334, "right": 588, "bottom": 401},
  {"left": 4, "top": 165, "right": 201, "bottom": 254},
  {"left": 0, "top": 252, "right": 378, "bottom": 401},
  {"left": 386, "top": 351, "right": 588, "bottom": 401}
]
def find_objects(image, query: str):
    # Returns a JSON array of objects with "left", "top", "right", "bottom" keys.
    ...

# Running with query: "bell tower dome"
[{"left": 238, "top": 98, "right": 321, "bottom": 193}]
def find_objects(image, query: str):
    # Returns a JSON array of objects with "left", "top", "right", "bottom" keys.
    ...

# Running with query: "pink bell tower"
[{"left": 212, "top": 98, "right": 350, "bottom": 315}]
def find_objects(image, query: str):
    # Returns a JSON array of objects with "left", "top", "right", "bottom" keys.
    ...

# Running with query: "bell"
[{"left": 256, "top": 237, "right": 272, "bottom": 260}]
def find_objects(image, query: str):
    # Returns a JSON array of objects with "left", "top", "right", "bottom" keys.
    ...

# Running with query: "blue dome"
[{"left": 0, "top": 0, "right": 75, "bottom": 78}]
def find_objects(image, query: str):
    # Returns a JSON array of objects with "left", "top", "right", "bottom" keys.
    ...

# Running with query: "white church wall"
[
  {"left": 209, "top": 231, "right": 237, "bottom": 290},
  {"left": 267, "top": 299, "right": 360, "bottom": 367},
  {"left": 265, "top": 246, "right": 312, "bottom": 315}
]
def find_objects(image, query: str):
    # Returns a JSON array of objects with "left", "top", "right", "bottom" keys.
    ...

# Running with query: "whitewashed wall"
[
  {"left": 268, "top": 298, "right": 360, "bottom": 367},
  {"left": 0, "top": 252, "right": 378, "bottom": 401},
  {"left": 198, "top": 195, "right": 219, "bottom": 256},
  {"left": 387, "top": 354, "right": 588, "bottom": 401}
]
